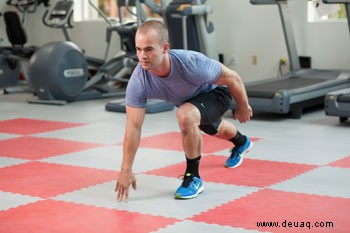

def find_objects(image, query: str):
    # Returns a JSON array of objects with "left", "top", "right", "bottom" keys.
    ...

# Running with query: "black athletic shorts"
[{"left": 186, "top": 86, "right": 232, "bottom": 135}]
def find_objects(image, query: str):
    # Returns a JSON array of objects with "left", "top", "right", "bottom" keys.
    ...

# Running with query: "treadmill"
[
  {"left": 231, "top": 0, "right": 350, "bottom": 118},
  {"left": 325, "top": 88, "right": 350, "bottom": 122},
  {"left": 323, "top": 0, "right": 350, "bottom": 122}
]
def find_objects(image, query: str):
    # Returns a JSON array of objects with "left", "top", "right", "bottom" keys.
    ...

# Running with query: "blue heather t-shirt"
[{"left": 125, "top": 49, "right": 222, "bottom": 107}]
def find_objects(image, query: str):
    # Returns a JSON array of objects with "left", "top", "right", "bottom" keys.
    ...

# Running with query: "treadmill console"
[
  {"left": 43, "top": 0, "right": 74, "bottom": 28},
  {"left": 50, "top": 1, "right": 73, "bottom": 20},
  {"left": 250, "top": 0, "right": 284, "bottom": 5},
  {"left": 323, "top": 0, "right": 350, "bottom": 3}
]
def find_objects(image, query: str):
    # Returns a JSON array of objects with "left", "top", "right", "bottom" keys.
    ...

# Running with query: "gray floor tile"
[
  {"left": 270, "top": 166, "right": 350, "bottom": 198},
  {"left": 54, "top": 175, "right": 258, "bottom": 219},
  {"left": 41, "top": 146, "right": 185, "bottom": 173},
  {"left": 151, "top": 220, "right": 269, "bottom": 233},
  {"left": 0, "top": 157, "right": 28, "bottom": 168},
  {"left": 0, "top": 191, "right": 42, "bottom": 211}
]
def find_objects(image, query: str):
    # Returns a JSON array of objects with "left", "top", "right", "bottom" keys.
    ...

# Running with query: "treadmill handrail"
[
  {"left": 322, "top": 0, "right": 350, "bottom": 3},
  {"left": 250, "top": 0, "right": 285, "bottom": 5},
  {"left": 250, "top": 0, "right": 301, "bottom": 70}
]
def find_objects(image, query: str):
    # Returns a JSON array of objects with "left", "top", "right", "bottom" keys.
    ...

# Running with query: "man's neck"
[{"left": 150, "top": 54, "right": 171, "bottom": 78}]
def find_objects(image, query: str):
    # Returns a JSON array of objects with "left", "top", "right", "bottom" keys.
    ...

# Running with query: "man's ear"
[{"left": 163, "top": 42, "right": 170, "bottom": 54}]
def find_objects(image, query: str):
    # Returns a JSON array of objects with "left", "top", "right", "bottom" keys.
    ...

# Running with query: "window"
[
  {"left": 308, "top": 0, "right": 347, "bottom": 22},
  {"left": 74, "top": 0, "right": 162, "bottom": 22},
  {"left": 99, "top": 0, "right": 118, "bottom": 18},
  {"left": 73, "top": 0, "right": 124, "bottom": 22}
]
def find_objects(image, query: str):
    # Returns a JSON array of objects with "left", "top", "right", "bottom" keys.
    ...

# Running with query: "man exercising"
[{"left": 115, "top": 20, "right": 253, "bottom": 201}]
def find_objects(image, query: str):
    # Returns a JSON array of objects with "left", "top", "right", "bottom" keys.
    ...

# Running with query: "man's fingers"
[
  {"left": 116, "top": 173, "right": 136, "bottom": 202},
  {"left": 117, "top": 186, "right": 124, "bottom": 202},
  {"left": 132, "top": 180, "right": 137, "bottom": 190},
  {"left": 234, "top": 111, "right": 253, "bottom": 123},
  {"left": 124, "top": 188, "right": 129, "bottom": 202}
]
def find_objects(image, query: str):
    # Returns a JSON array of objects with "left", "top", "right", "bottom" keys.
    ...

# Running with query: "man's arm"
[
  {"left": 215, "top": 64, "right": 253, "bottom": 123},
  {"left": 115, "top": 105, "right": 146, "bottom": 202}
]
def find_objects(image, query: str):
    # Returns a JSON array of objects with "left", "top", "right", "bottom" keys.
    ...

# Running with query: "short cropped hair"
[{"left": 137, "top": 20, "right": 169, "bottom": 45}]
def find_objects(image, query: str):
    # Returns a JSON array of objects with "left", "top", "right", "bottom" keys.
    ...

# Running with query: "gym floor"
[{"left": 0, "top": 91, "right": 349, "bottom": 233}]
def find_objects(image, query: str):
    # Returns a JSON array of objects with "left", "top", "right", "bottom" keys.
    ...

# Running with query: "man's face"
[{"left": 135, "top": 29, "right": 167, "bottom": 71}]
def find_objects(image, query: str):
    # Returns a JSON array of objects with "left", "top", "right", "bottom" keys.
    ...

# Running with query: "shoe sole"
[
  {"left": 174, "top": 186, "right": 204, "bottom": 200},
  {"left": 225, "top": 141, "right": 254, "bottom": 168}
]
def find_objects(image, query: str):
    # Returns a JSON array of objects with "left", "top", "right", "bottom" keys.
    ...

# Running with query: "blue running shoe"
[
  {"left": 174, "top": 173, "right": 204, "bottom": 199},
  {"left": 225, "top": 136, "right": 253, "bottom": 168}
]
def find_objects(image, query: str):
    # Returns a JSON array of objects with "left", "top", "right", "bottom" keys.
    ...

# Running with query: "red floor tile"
[
  {"left": 145, "top": 155, "right": 317, "bottom": 187},
  {"left": 191, "top": 189, "right": 350, "bottom": 233},
  {"left": 139, "top": 131, "right": 260, "bottom": 154},
  {"left": 0, "top": 136, "right": 104, "bottom": 160},
  {"left": 328, "top": 156, "right": 350, "bottom": 168},
  {"left": 0, "top": 199, "right": 178, "bottom": 233},
  {"left": 0, "top": 162, "right": 117, "bottom": 198},
  {"left": 0, "top": 118, "right": 84, "bottom": 135}
]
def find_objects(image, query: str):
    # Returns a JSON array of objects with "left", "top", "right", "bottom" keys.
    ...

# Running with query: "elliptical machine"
[{"left": 28, "top": 0, "right": 136, "bottom": 105}]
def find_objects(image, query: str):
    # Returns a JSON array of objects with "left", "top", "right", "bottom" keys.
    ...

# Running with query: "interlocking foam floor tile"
[
  {"left": 0, "top": 118, "right": 85, "bottom": 135},
  {"left": 191, "top": 189, "right": 350, "bottom": 233},
  {"left": 53, "top": 177, "right": 258, "bottom": 220},
  {"left": 0, "top": 136, "right": 104, "bottom": 160},
  {"left": 270, "top": 166, "right": 350, "bottom": 198},
  {"left": 247, "top": 137, "right": 350, "bottom": 166},
  {"left": 0, "top": 132, "right": 18, "bottom": 140},
  {"left": 41, "top": 146, "right": 185, "bottom": 173},
  {"left": 0, "top": 191, "right": 42, "bottom": 211},
  {"left": 145, "top": 155, "right": 317, "bottom": 187},
  {"left": 138, "top": 131, "right": 260, "bottom": 154},
  {"left": 0, "top": 161, "right": 117, "bottom": 198},
  {"left": 328, "top": 156, "right": 350, "bottom": 168},
  {"left": 154, "top": 220, "right": 264, "bottom": 233},
  {"left": 0, "top": 199, "right": 178, "bottom": 233},
  {"left": 0, "top": 157, "right": 28, "bottom": 168},
  {"left": 36, "top": 122, "right": 126, "bottom": 145}
]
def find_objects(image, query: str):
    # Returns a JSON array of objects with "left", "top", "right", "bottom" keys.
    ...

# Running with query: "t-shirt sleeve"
[
  {"left": 184, "top": 52, "right": 222, "bottom": 85},
  {"left": 125, "top": 66, "right": 147, "bottom": 108}
]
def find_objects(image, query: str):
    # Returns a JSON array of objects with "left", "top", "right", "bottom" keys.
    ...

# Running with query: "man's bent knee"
[{"left": 176, "top": 104, "right": 201, "bottom": 125}]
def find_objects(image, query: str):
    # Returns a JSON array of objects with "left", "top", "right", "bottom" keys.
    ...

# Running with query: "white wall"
[
  {"left": 1, "top": 0, "right": 349, "bottom": 82},
  {"left": 305, "top": 21, "right": 350, "bottom": 70},
  {"left": 208, "top": 0, "right": 290, "bottom": 81},
  {"left": 207, "top": 0, "right": 349, "bottom": 82}
]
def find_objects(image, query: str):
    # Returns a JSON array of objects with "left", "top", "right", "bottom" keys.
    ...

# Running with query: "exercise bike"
[{"left": 0, "top": 0, "right": 49, "bottom": 92}]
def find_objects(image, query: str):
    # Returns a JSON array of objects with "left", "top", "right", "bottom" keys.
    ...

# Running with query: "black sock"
[
  {"left": 229, "top": 131, "right": 246, "bottom": 147},
  {"left": 185, "top": 156, "right": 201, "bottom": 178}
]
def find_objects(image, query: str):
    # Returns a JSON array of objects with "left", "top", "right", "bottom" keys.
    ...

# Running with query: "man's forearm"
[
  {"left": 216, "top": 65, "right": 250, "bottom": 108},
  {"left": 230, "top": 78, "right": 249, "bottom": 108},
  {"left": 121, "top": 126, "right": 142, "bottom": 171}
]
